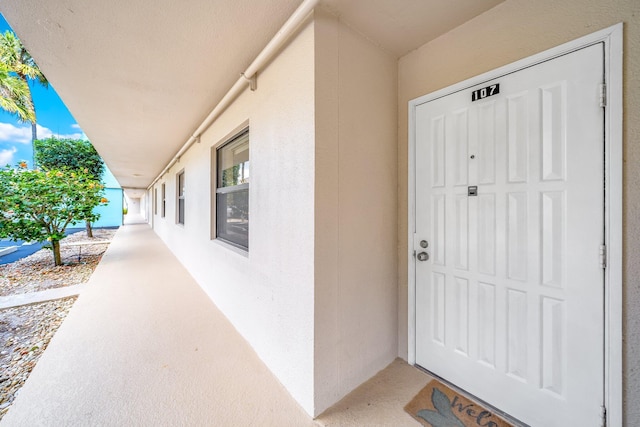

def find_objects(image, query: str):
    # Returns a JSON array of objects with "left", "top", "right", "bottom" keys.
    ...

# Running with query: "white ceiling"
[{"left": 0, "top": 0, "right": 503, "bottom": 189}]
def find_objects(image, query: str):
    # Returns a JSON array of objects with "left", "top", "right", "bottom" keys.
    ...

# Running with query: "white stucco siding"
[
  {"left": 151, "top": 18, "right": 316, "bottom": 415},
  {"left": 397, "top": 0, "right": 639, "bottom": 424},
  {"left": 314, "top": 10, "right": 398, "bottom": 415},
  {"left": 150, "top": 9, "right": 400, "bottom": 416}
]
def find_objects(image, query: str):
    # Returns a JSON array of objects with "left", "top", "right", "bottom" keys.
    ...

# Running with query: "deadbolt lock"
[{"left": 420, "top": 240, "right": 428, "bottom": 248}]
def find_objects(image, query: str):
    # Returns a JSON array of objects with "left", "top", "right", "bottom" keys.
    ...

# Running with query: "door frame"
[{"left": 407, "top": 23, "right": 623, "bottom": 426}]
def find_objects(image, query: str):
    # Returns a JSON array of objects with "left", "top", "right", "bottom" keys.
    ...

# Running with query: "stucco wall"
[
  {"left": 150, "top": 9, "right": 399, "bottom": 416},
  {"left": 91, "top": 165, "right": 124, "bottom": 228},
  {"left": 151, "top": 19, "right": 316, "bottom": 414},
  {"left": 92, "top": 187, "right": 123, "bottom": 227},
  {"left": 126, "top": 196, "right": 141, "bottom": 214},
  {"left": 396, "top": 0, "right": 639, "bottom": 424},
  {"left": 314, "top": 10, "right": 398, "bottom": 415}
]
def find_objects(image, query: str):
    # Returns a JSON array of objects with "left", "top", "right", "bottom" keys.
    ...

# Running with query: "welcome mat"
[{"left": 404, "top": 380, "right": 514, "bottom": 427}]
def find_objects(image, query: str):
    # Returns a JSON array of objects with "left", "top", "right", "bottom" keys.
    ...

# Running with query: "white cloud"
[
  {"left": 0, "top": 147, "right": 17, "bottom": 165},
  {"left": 36, "top": 124, "right": 83, "bottom": 140},
  {"left": 0, "top": 123, "right": 31, "bottom": 144},
  {"left": 0, "top": 122, "right": 83, "bottom": 144},
  {"left": 70, "top": 124, "right": 89, "bottom": 140}
]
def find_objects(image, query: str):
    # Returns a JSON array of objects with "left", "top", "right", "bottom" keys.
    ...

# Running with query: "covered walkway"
[{"left": 1, "top": 224, "right": 430, "bottom": 426}]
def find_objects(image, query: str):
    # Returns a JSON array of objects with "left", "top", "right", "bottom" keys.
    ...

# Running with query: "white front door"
[{"left": 414, "top": 44, "right": 604, "bottom": 426}]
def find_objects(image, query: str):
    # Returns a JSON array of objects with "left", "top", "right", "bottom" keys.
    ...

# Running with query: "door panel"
[{"left": 415, "top": 44, "right": 604, "bottom": 426}]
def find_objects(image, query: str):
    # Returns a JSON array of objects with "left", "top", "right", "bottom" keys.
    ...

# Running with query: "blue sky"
[{"left": 0, "top": 13, "right": 85, "bottom": 168}]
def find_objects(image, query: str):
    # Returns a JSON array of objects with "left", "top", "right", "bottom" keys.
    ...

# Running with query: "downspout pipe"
[{"left": 149, "top": 0, "right": 320, "bottom": 189}]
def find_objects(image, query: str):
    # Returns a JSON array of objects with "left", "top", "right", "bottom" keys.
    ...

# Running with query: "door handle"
[{"left": 417, "top": 252, "right": 429, "bottom": 262}]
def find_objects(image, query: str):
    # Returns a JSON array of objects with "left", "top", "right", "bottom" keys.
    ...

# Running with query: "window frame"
[
  {"left": 176, "top": 170, "right": 185, "bottom": 225},
  {"left": 213, "top": 127, "right": 249, "bottom": 251},
  {"left": 161, "top": 183, "right": 166, "bottom": 218}
]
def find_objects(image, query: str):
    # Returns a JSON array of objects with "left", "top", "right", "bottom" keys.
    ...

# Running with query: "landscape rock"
[{"left": 0, "top": 228, "right": 116, "bottom": 421}]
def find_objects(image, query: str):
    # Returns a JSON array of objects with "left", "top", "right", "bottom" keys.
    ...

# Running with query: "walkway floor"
[
  {"left": 1, "top": 224, "right": 430, "bottom": 426},
  {"left": 123, "top": 212, "right": 147, "bottom": 225}
]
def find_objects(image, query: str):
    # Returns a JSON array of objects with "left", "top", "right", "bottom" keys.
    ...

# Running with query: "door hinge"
[
  {"left": 599, "top": 245, "right": 607, "bottom": 269},
  {"left": 599, "top": 83, "right": 607, "bottom": 108},
  {"left": 601, "top": 405, "right": 607, "bottom": 427}
]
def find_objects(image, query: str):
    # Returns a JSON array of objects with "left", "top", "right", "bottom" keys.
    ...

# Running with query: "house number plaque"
[{"left": 471, "top": 84, "right": 499, "bottom": 102}]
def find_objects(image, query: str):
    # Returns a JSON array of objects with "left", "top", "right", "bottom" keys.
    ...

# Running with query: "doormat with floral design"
[{"left": 404, "top": 380, "right": 514, "bottom": 427}]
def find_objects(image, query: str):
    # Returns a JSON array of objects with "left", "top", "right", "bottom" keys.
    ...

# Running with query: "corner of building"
[{"left": 312, "top": 7, "right": 399, "bottom": 416}]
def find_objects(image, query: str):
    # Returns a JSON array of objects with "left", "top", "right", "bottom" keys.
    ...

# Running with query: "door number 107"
[{"left": 471, "top": 84, "right": 500, "bottom": 102}]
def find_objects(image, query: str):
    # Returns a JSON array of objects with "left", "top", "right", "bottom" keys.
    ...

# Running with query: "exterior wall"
[
  {"left": 92, "top": 187, "right": 123, "bottom": 227},
  {"left": 91, "top": 165, "right": 123, "bottom": 228},
  {"left": 148, "top": 188, "right": 154, "bottom": 227},
  {"left": 141, "top": 193, "right": 148, "bottom": 221},
  {"left": 396, "top": 0, "right": 640, "bottom": 424},
  {"left": 151, "top": 19, "right": 316, "bottom": 414},
  {"left": 313, "top": 9, "right": 398, "bottom": 415},
  {"left": 126, "top": 196, "right": 141, "bottom": 214},
  {"left": 149, "top": 10, "right": 398, "bottom": 416}
]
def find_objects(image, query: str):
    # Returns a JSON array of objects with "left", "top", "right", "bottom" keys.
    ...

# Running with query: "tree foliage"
[
  {"left": 0, "top": 30, "right": 48, "bottom": 159},
  {"left": 0, "top": 32, "right": 46, "bottom": 85},
  {"left": 34, "top": 137, "right": 105, "bottom": 180},
  {"left": 34, "top": 137, "right": 106, "bottom": 237},
  {"left": 0, "top": 61, "right": 34, "bottom": 122},
  {"left": 0, "top": 164, "right": 107, "bottom": 265}
]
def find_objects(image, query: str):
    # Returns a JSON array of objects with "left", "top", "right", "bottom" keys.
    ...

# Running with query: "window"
[
  {"left": 216, "top": 129, "right": 249, "bottom": 250},
  {"left": 177, "top": 171, "right": 185, "bottom": 225},
  {"left": 161, "top": 183, "right": 166, "bottom": 218}
]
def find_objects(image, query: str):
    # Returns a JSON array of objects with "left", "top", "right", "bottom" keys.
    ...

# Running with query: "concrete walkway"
[
  {"left": 0, "top": 283, "right": 87, "bottom": 310},
  {"left": 1, "top": 224, "right": 430, "bottom": 426},
  {"left": 123, "top": 212, "right": 147, "bottom": 225}
]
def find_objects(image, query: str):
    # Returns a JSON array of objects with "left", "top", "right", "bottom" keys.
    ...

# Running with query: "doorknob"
[{"left": 417, "top": 252, "right": 429, "bottom": 262}]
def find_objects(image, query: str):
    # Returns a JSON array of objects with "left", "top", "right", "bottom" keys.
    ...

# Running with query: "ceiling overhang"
[{"left": 0, "top": 0, "right": 503, "bottom": 189}]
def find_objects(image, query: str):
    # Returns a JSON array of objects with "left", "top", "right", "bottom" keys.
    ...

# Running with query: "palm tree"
[
  {"left": 0, "top": 61, "right": 34, "bottom": 124},
  {"left": 0, "top": 31, "right": 47, "bottom": 164}
]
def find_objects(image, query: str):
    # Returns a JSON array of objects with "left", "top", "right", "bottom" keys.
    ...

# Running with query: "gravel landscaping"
[
  {"left": 0, "top": 228, "right": 116, "bottom": 297},
  {"left": 0, "top": 297, "right": 76, "bottom": 419},
  {"left": 0, "top": 228, "right": 117, "bottom": 421}
]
